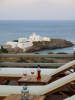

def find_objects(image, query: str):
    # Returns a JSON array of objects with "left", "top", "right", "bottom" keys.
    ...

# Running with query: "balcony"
[{"left": 0, "top": 46, "right": 75, "bottom": 100}]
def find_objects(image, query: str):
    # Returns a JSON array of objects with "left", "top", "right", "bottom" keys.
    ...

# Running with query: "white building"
[
  {"left": 19, "top": 38, "right": 29, "bottom": 43},
  {"left": 29, "top": 33, "right": 50, "bottom": 42},
  {"left": 6, "top": 41, "right": 33, "bottom": 49},
  {"left": 6, "top": 42, "right": 18, "bottom": 48},
  {"left": 29, "top": 33, "right": 42, "bottom": 41},
  {"left": 6, "top": 33, "right": 50, "bottom": 49},
  {"left": 19, "top": 33, "right": 50, "bottom": 43},
  {"left": 18, "top": 42, "right": 33, "bottom": 48},
  {"left": 41, "top": 37, "right": 50, "bottom": 41}
]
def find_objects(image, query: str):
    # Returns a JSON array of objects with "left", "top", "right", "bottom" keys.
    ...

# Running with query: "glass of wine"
[
  {"left": 23, "top": 71, "right": 27, "bottom": 80},
  {"left": 30, "top": 69, "right": 35, "bottom": 78}
]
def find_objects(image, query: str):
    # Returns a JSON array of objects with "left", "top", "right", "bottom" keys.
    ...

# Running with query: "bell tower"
[{"left": 33, "top": 33, "right": 35, "bottom": 36}]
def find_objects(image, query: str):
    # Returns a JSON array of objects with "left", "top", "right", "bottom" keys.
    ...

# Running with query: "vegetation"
[
  {"left": 1, "top": 51, "right": 73, "bottom": 68},
  {"left": 56, "top": 52, "right": 68, "bottom": 54},
  {"left": 16, "top": 57, "right": 28, "bottom": 63},
  {"left": 31, "top": 57, "right": 56, "bottom": 63},
  {"left": 12, "top": 40, "right": 18, "bottom": 42},
  {"left": 16, "top": 57, "right": 57, "bottom": 68},
  {"left": 35, "top": 53, "right": 39, "bottom": 54},
  {"left": 26, "top": 57, "right": 57, "bottom": 68},
  {"left": 1, "top": 46, "right": 9, "bottom": 53},
  {"left": 47, "top": 52, "right": 54, "bottom": 54}
]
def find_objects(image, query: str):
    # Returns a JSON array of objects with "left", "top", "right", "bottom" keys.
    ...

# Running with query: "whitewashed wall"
[
  {"left": 18, "top": 42, "right": 33, "bottom": 48},
  {"left": 19, "top": 38, "right": 28, "bottom": 43},
  {"left": 29, "top": 33, "right": 42, "bottom": 41},
  {"left": 6, "top": 42, "right": 18, "bottom": 48},
  {"left": 42, "top": 37, "right": 50, "bottom": 41},
  {"left": 6, "top": 42, "right": 33, "bottom": 49},
  {"left": 29, "top": 33, "right": 50, "bottom": 41}
]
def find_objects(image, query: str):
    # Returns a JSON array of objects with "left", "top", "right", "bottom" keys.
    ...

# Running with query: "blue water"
[
  {"left": 34, "top": 47, "right": 75, "bottom": 54},
  {"left": 0, "top": 20, "right": 75, "bottom": 53}
]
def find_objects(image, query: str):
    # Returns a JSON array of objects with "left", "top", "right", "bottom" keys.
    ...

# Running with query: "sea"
[{"left": 0, "top": 20, "right": 75, "bottom": 54}]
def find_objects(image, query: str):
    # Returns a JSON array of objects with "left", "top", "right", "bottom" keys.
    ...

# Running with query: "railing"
[{"left": 0, "top": 46, "right": 75, "bottom": 67}]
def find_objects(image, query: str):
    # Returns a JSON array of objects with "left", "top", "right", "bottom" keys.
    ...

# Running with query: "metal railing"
[
  {"left": 0, "top": 54, "right": 73, "bottom": 58},
  {"left": 0, "top": 46, "right": 74, "bottom": 67}
]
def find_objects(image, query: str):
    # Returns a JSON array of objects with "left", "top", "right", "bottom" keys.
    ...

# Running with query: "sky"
[{"left": 0, "top": 0, "right": 75, "bottom": 20}]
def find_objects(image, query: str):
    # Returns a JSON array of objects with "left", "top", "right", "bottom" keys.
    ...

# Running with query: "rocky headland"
[
  {"left": 25, "top": 38, "right": 74, "bottom": 53},
  {"left": 5, "top": 38, "right": 74, "bottom": 53}
]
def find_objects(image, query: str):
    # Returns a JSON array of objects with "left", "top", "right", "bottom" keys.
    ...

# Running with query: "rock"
[
  {"left": 6, "top": 47, "right": 24, "bottom": 53},
  {"left": 25, "top": 38, "right": 74, "bottom": 53}
]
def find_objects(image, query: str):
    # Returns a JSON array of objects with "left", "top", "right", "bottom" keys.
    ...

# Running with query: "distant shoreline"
[{"left": 33, "top": 46, "right": 74, "bottom": 54}]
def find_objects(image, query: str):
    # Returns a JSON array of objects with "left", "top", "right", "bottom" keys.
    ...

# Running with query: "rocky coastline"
[
  {"left": 5, "top": 38, "right": 74, "bottom": 53},
  {"left": 25, "top": 38, "right": 74, "bottom": 53}
]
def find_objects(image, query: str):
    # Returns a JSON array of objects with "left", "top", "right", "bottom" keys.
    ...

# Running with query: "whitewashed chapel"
[
  {"left": 6, "top": 33, "right": 50, "bottom": 49},
  {"left": 29, "top": 33, "right": 50, "bottom": 41}
]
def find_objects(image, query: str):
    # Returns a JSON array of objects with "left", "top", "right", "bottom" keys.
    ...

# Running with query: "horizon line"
[{"left": 0, "top": 19, "right": 75, "bottom": 21}]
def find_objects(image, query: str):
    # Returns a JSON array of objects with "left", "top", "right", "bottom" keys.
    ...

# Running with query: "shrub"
[
  {"left": 31, "top": 57, "right": 56, "bottom": 63},
  {"left": 35, "top": 53, "right": 39, "bottom": 54},
  {"left": 16, "top": 59, "right": 22, "bottom": 63},
  {"left": 49, "top": 59, "right": 56, "bottom": 63},
  {"left": 41, "top": 57, "right": 44, "bottom": 60},
  {"left": 13, "top": 40, "right": 18, "bottom": 42},
  {"left": 47, "top": 52, "right": 54, "bottom": 54},
  {"left": 16, "top": 57, "right": 28, "bottom": 63},
  {"left": 56, "top": 52, "right": 68, "bottom": 54},
  {"left": 1, "top": 47, "right": 9, "bottom": 53}
]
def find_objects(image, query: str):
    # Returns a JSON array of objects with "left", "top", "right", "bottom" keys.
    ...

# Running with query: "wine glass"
[
  {"left": 23, "top": 71, "right": 27, "bottom": 80},
  {"left": 30, "top": 69, "right": 35, "bottom": 78}
]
